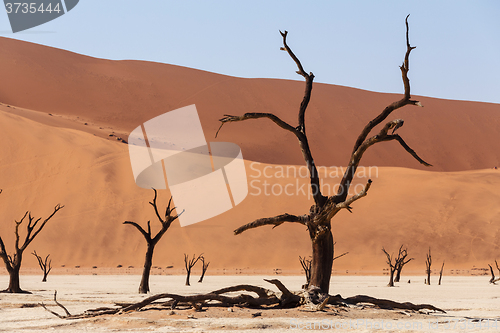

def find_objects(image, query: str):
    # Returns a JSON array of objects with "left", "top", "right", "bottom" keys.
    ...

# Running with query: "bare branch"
[
  {"left": 19, "top": 205, "right": 64, "bottom": 251},
  {"left": 279, "top": 30, "right": 314, "bottom": 132},
  {"left": 333, "top": 252, "right": 349, "bottom": 261},
  {"left": 234, "top": 213, "right": 307, "bottom": 235},
  {"left": 337, "top": 179, "right": 372, "bottom": 212},
  {"left": 123, "top": 221, "right": 151, "bottom": 242},
  {"left": 382, "top": 248, "right": 395, "bottom": 269},
  {"left": 149, "top": 188, "right": 164, "bottom": 224},
  {"left": 384, "top": 135, "right": 432, "bottom": 166},
  {"left": 338, "top": 118, "right": 429, "bottom": 199},
  {"left": 217, "top": 113, "right": 297, "bottom": 138}
]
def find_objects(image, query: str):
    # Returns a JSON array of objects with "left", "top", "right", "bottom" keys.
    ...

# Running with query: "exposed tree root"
[
  {"left": 328, "top": 294, "right": 446, "bottom": 313},
  {"left": 40, "top": 279, "right": 445, "bottom": 319}
]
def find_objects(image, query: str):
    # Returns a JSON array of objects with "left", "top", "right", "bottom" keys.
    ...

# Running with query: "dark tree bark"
[
  {"left": 425, "top": 247, "right": 432, "bottom": 285},
  {"left": 300, "top": 243, "right": 348, "bottom": 289},
  {"left": 32, "top": 250, "right": 52, "bottom": 282},
  {"left": 220, "top": 16, "right": 430, "bottom": 297},
  {"left": 438, "top": 261, "right": 445, "bottom": 285},
  {"left": 198, "top": 255, "right": 210, "bottom": 283},
  {"left": 394, "top": 246, "right": 413, "bottom": 283},
  {"left": 124, "top": 189, "right": 180, "bottom": 294},
  {"left": 184, "top": 254, "right": 202, "bottom": 286},
  {"left": 0, "top": 193, "right": 63, "bottom": 293}
]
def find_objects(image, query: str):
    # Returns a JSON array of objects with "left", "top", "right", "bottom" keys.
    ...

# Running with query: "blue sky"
[{"left": 1, "top": 0, "right": 499, "bottom": 104}]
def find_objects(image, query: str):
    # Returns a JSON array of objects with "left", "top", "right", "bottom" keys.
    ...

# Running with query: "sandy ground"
[{"left": 0, "top": 275, "right": 499, "bottom": 332}]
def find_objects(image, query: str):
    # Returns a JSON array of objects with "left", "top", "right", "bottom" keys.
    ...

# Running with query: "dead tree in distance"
[
  {"left": 0, "top": 192, "right": 63, "bottom": 293},
  {"left": 32, "top": 250, "right": 52, "bottom": 282},
  {"left": 198, "top": 255, "right": 210, "bottom": 283},
  {"left": 488, "top": 260, "right": 500, "bottom": 284},
  {"left": 382, "top": 247, "right": 401, "bottom": 287},
  {"left": 124, "top": 189, "right": 181, "bottom": 294},
  {"left": 425, "top": 247, "right": 432, "bottom": 285},
  {"left": 394, "top": 246, "right": 413, "bottom": 282},
  {"left": 488, "top": 264, "right": 496, "bottom": 284},
  {"left": 438, "top": 261, "right": 445, "bottom": 285},
  {"left": 217, "top": 15, "right": 430, "bottom": 296},
  {"left": 184, "top": 254, "right": 202, "bottom": 286},
  {"left": 299, "top": 256, "right": 312, "bottom": 288}
]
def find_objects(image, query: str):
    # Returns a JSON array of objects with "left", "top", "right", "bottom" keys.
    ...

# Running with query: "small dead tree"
[
  {"left": 488, "top": 264, "right": 495, "bottom": 284},
  {"left": 383, "top": 245, "right": 411, "bottom": 287},
  {"left": 299, "top": 256, "right": 312, "bottom": 288},
  {"left": 382, "top": 248, "right": 397, "bottom": 287},
  {"left": 438, "top": 261, "right": 445, "bottom": 285},
  {"left": 124, "top": 189, "right": 181, "bottom": 294},
  {"left": 488, "top": 260, "right": 500, "bottom": 284},
  {"left": 184, "top": 254, "right": 202, "bottom": 286},
  {"left": 394, "top": 246, "right": 413, "bottom": 282},
  {"left": 32, "top": 250, "right": 52, "bottom": 282},
  {"left": 198, "top": 255, "right": 210, "bottom": 283},
  {"left": 425, "top": 247, "right": 432, "bottom": 285},
  {"left": 217, "top": 15, "right": 430, "bottom": 297},
  {"left": 0, "top": 196, "right": 63, "bottom": 293}
]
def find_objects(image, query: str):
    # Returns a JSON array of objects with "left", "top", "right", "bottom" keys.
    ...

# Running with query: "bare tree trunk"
[
  {"left": 198, "top": 256, "right": 210, "bottom": 283},
  {"left": 425, "top": 247, "right": 432, "bottom": 285},
  {"left": 139, "top": 245, "right": 155, "bottom": 294},
  {"left": 438, "top": 261, "right": 445, "bottom": 285},
  {"left": 309, "top": 230, "right": 334, "bottom": 293},
  {"left": 124, "top": 189, "right": 180, "bottom": 294},
  {"left": 489, "top": 264, "right": 496, "bottom": 284},
  {"left": 388, "top": 268, "right": 395, "bottom": 287},
  {"left": 7, "top": 265, "right": 22, "bottom": 293}
]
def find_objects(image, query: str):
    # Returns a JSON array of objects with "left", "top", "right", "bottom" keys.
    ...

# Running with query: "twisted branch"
[{"left": 234, "top": 213, "right": 307, "bottom": 235}]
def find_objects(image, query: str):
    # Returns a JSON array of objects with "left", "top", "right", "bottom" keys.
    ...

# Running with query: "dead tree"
[
  {"left": 382, "top": 248, "right": 397, "bottom": 287},
  {"left": 425, "top": 247, "right": 432, "bottom": 285},
  {"left": 438, "top": 261, "right": 445, "bottom": 285},
  {"left": 217, "top": 16, "right": 430, "bottom": 297},
  {"left": 299, "top": 256, "right": 312, "bottom": 288},
  {"left": 488, "top": 264, "right": 495, "bottom": 284},
  {"left": 32, "top": 250, "right": 52, "bottom": 282},
  {"left": 198, "top": 255, "right": 210, "bottom": 283},
  {"left": 184, "top": 254, "right": 202, "bottom": 286},
  {"left": 488, "top": 260, "right": 500, "bottom": 284},
  {"left": 394, "top": 246, "right": 413, "bottom": 282},
  {"left": 124, "top": 189, "right": 181, "bottom": 294},
  {"left": 0, "top": 196, "right": 63, "bottom": 293}
]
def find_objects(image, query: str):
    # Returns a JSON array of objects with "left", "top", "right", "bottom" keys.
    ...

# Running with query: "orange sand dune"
[
  {"left": 1, "top": 110, "right": 499, "bottom": 274},
  {"left": 1, "top": 37, "right": 499, "bottom": 172}
]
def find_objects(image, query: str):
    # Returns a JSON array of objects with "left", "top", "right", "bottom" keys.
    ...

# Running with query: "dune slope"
[
  {"left": 0, "top": 110, "right": 499, "bottom": 274},
  {"left": 1, "top": 37, "right": 499, "bottom": 172}
]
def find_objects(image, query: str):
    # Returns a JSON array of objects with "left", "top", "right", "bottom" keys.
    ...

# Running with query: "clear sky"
[{"left": 1, "top": 0, "right": 499, "bottom": 104}]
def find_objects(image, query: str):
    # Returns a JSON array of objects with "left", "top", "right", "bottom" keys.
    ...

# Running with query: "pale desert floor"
[{"left": 0, "top": 275, "right": 499, "bottom": 332}]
